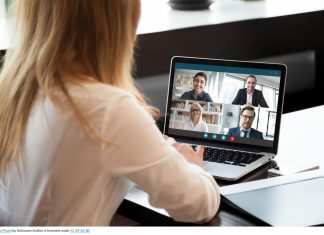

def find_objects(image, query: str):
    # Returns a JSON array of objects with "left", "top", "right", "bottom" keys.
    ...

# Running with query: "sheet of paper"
[
  {"left": 125, "top": 185, "right": 170, "bottom": 217},
  {"left": 268, "top": 162, "right": 319, "bottom": 176},
  {"left": 220, "top": 169, "right": 324, "bottom": 195}
]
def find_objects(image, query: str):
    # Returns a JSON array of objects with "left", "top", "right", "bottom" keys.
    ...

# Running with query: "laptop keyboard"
[{"left": 201, "top": 146, "right": 264, "bottom": 167}]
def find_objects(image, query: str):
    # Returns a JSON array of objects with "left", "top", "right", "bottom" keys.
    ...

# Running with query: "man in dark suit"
[
  {"left": 232, "top": 75, "right": 269, "bottom": 108},
  {"left": 227, "top": 106, "right": 263, "bottom": 139}
]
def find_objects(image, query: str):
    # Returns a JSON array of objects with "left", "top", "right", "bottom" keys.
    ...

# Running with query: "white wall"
[{"left": 0, "top": 0, "right": 6, "bottom": 19}]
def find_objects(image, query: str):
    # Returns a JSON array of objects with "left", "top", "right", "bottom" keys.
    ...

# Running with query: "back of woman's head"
[
  {"left": 0, "top": 0, "right": 158, "bottom": 174},
  {"left": 12, "top": 0, "right": 140, "bottom": 83}
]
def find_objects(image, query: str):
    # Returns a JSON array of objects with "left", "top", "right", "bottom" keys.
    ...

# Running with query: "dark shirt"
[
  {"left": 232, "top": 88, "right": 268, "bottom": 108},
  {"left": 227, "top": 126, "right": 263, "bottom": 140},
  {"left": 180, "top": 90, "right": 213, "bottom": 102}
]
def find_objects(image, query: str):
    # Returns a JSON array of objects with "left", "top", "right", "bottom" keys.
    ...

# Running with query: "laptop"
[{"left": 164, "top": 56, "right": 287, "bottom": 181}]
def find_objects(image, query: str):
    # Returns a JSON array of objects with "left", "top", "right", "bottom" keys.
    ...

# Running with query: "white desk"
[{"left": 275, "top": 105, "right": 324, "bottom": 173}]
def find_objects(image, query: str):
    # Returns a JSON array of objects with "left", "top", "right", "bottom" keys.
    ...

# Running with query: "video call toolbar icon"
[{"left": 201, "top": 133, "right": 235, "bottom": 141}]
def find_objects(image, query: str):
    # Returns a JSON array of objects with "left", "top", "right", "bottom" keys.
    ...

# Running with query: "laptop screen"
[{"left": 164, "top": 57, "right": 287, "bottom": 153}]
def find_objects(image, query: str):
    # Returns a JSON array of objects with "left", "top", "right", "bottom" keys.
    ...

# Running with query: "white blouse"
[
  {"left": 0, "top": 82, "right": 220, "bottom": 226},
  {"left": 183, "top": 119, "right": 208, "bottom": 132}
]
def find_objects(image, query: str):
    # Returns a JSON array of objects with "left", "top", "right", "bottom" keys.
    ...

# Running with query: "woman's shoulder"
[{"left": 68, "top": 82, "right": 133, "bottom": 103}]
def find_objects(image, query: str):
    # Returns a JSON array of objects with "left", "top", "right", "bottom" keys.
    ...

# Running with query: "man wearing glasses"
[{"left": 227, "top": 106, "right": 263, "bottom": 139}]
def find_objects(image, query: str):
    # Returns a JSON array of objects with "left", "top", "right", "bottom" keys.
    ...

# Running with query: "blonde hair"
[
  {"left": 0, "top": 0, "right": 159, "bottom": 174},
  {"left": 189, "top": 102, "right": 203, "bottom": 123}
]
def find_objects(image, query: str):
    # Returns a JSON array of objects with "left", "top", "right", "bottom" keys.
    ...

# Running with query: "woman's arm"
[{"left": 101, "top": 95, "right": 220, "bottom": 223}]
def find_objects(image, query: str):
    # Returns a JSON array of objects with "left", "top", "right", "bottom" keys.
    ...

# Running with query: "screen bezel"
[{"left": 163, "top": 56, "right": 287, "bottom": 154}]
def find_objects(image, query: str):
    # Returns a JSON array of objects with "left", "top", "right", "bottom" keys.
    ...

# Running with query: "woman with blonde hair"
[
  {"left": 184, "top": 103, "right": 208, "bottom": 132},
  {"left": 0, "top": 0, "right": 219, "bottom": 225}
]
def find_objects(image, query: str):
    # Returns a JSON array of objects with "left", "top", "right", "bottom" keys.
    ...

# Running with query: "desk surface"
[
  {"left": 275, "top": 105, "right": 324, "bottom": 170},
  {"left": 113, "top": 105, "right": 324, "bottom": 226}
]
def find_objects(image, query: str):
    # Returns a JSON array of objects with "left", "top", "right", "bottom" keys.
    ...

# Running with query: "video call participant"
[
  {"left": 232, "top": 75, "right": 269, "bottom": 108},
  {"left": 184, "top": 103, "right": 208, "bottom": 132},
  {"left": 180, "top": 72, "right": 213, "bottom": 102},
  {"left": 227, "top": 106, "right": 263, "bottom": 139}
]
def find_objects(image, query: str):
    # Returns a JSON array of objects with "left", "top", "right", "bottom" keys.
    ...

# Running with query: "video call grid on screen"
[{"left": 165, "top": 61, "right": 284, "bottom": 149}]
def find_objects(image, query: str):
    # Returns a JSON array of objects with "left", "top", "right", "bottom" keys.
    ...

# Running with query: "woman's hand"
[
  {"left": 164, "top": 135, "right": 204, "bottom": 167},
  {"left": 172, "top": 143, "right": 204, "bottom": 167}
]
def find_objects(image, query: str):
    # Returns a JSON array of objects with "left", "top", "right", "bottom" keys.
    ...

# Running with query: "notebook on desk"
[
  {"left": 164, "top": 56, "right": 287, "bottom": 181},
  {"left": 220, "top": 170, "right": 324, "bottom": 226}
]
